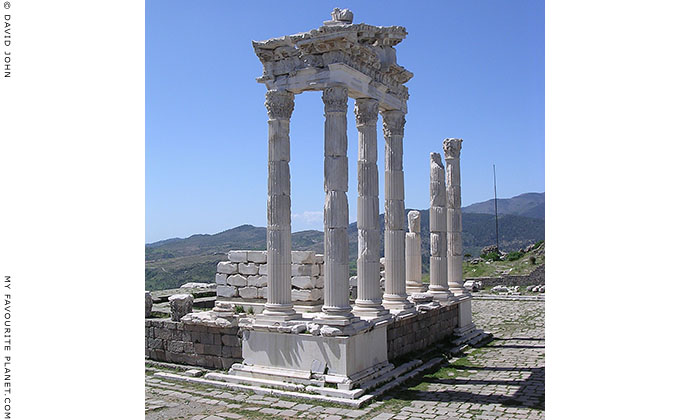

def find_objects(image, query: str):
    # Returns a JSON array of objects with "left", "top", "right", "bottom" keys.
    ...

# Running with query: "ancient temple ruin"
[{"left": 145, "top": 9, "right": 484, "bottom": 403}]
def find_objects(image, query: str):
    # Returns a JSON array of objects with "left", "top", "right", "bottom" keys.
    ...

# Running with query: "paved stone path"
[{"left": 146, "top": 299, "right": 545, "bottom": 419}]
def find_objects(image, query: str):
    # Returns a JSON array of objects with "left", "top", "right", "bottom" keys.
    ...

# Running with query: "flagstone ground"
[{"left": 146, "top": 299, "right": 545, "bottom": 420}]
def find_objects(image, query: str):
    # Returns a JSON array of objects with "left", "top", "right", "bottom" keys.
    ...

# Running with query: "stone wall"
[
  {"left": 386, "top": 302, "right": 460, "bottom": 361},
  {"left": 215, "top": 250, "right": 325, "bottom": 306},
  {"left": 145, "top": 319, "right": 242, "bottom": 370},
  {"left": 466, "top": 264, "right": 545, "bottom": 288}
]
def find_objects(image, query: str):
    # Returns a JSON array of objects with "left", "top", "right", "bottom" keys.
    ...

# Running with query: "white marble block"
[
  {"left": 246, "top": 251, "right": 268, "bottom": 264},
  {"left": 217, "top": 285, "right": 238, "bottom": 298},
  {"left": 291, "top": 251, "right": 315, "bottom": 264},
  {"left": 217, "top": 261, "right": 238, "bottom": 275},
  {"left": 228, "top": 251, "right": 248, "bottom": 263},
  {"left": 215, "top": 273, "right": 228, "bottom": 286},
  {"left": 239, "top": 286, "right": 259, "bottom": 299},
  {"left": 227, "top": 274, "right": 248, "bottom": 287},
  {"left": 247, "top": 275, "right": 268, "bottom": 288},
  {"left": 238, "top": 263, "right": 259, "bottom": 275}
]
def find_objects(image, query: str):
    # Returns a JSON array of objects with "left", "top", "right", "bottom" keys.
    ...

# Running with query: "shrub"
[
  {"left": 247, "top": 306, "right": 254, "bottom": 315},
  {"left": 507, "top": 251, "right": 524, "bottom": 261},
  {"left": 235, "top": 305, "right": 245, "bottom": 313},
  {"left": 529, "top": 256, "right": 536, "bottom": 265},
  {"left": 481, "top": 251, "right": 501, "bottom": 261}
]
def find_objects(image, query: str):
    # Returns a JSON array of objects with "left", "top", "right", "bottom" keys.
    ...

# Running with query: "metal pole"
[{"left": 493, "top": 164, "right": 499, "bottom": 252}]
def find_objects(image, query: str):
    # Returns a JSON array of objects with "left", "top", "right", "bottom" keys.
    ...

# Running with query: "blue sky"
[{"left": 145, "top": 0, "right": 544, "bottom": 243}]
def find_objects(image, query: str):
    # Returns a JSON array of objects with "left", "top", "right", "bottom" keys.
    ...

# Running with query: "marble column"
[
  {"left": 318, "top": 86, "right": 355, "bottom": 325},
  {"left": 352, "top": 98, "right": 390, "bottom": 320},
  {"left": 405, "top": 210, "right": 425, "bottom": 294},
  {"left": 260, "top": 90, "right": 299, "bottom": 322},
  {"left": 381, "top": 110, "right": 415, "bottom": 314},
  {"left": 443, "top": 138, "right": 469, "bottom": 296},
  {"left": 428, "top": 153, "right": 453, "bottom": 301}
]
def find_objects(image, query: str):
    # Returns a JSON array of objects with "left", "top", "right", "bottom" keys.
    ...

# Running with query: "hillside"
[
  {"left": 462, "top": 192, "right": 544, "bottom": 219},
  {"left": 146, "top": 208, "right": 544, "bottom": 290}
]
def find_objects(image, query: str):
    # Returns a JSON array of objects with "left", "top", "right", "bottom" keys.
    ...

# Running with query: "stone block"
[
  {"left": 215, "top": 273, "right": 228, "bottom": 286},
  {"left": 238, "top": 263, "right": 259, "bottom": 275},
  {"left": 217, "top": 261, "right": 238, "bottom": 275},
  {"left": 221, "top": 334, "right": 240, "bottom": 347},
  {"left": 291, "top": 251, "right": 315, "bottom": 264},
  {"left": 292, "top": 276, "right": 315, "bottom": 289},
  {"left": 238, "top": 287, "right": 258, "bottom": 299},
  {"left": 247, "top": 275, "right": 267, "bottom": 287},
  {"left": 315, "top": 254, "right": 324, "bottom": 264},
  {"left": 216, "top": 285, "right": 238, "bottom": 298},
  {"left": 291, "top": 263, "right": 319, "bottom": 277},
  {"left": 227, "top": 274, "right": 247, "bottom": 287},
  {"left": 145, "top": 291, "right": 152, "bottom": 318},
  {"left": 259, "top": 287, "right": 268, "bottom": 299},
  {"left": 258, "top": 264, "right": 268, "bottom": 275},
  {"left": 246, "top": 251, "right": 267, "bottom": 264},
  {"left": 314, "top": 275, "right": 324, "bottom": 288},
  {"left": 169, "top": 294, "right": 193, "bottom": 322},
  {"left": 148, "top": 338, "right": 163, "bottom": 350},
  {"left": 291, "top": 288, "right": 323, "bottom": 302},
  {"left": 227, "top": 251, "right": 248, "bottom": 263}
]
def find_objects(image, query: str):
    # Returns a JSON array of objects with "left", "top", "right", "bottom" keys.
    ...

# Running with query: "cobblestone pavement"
[{"left": 146, "top": 299, "right": 545, "bottom": 419}]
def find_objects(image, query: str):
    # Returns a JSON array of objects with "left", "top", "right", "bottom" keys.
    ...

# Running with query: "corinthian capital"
[
  {"left": 322, "top": 86, "right": 348, "bottom": 113},
  {"left": 265, "top": 90, "right": 295, "bottom": 120},
  {"left": 442, "top": 138, "right": 463, "bottom": 159},
  {"left": 354, "top": 98, "right": 379, "bottom": 126},
  {"left": 381, "top": 110, "right": 406, "bottom": 138}
]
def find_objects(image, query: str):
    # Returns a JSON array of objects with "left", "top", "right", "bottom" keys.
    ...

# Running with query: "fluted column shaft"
[
  {"left": 381, "top": 110, "right": 414, "bottom": 313},
  {"left": 353, "top": 99, "right": 389, "bottom": 320},
  {"left": 428, "top": 153, "right": 453, "bottom": 301},
  {"left": 405, "top": 210, "right": 425, "bottom": 294},
  {"left": 443, "top": 138, "right": 469, "bottom": 296},
  {"left": 319, "top": 86, "right": 354, "bottom": 324},
  {"left": 262, "top": 90, "right": 297, "bottom": 320}
]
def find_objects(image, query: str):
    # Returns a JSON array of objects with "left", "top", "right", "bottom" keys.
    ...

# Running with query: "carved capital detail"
[
  {"left": 265, "top": 90, "right": 295, "bottom": 120},
  {"left": 354, "top": 98, "right": 379, "bottom": 126},
  {"left": 381, "top": 110, "right": 406, "bottom": 138},
  {"left": 443, "top": 138, "right": 463, "bottom": 159},
  {"left": 322, "top": 86, "right": 348, "bottom": 113}
]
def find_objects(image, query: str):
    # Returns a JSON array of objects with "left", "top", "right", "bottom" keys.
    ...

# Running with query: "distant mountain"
[
  {"left": 462, "top": 192, "right": 544, "bottom": 220},
  {"left": 146, "top": 198, "right": 545, "bottom": 290}
]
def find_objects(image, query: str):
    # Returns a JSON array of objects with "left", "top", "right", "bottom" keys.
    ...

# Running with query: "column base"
[
  {"left": 382, "top": 294, "right": 416, "bottom": 316},
  {"left": 256, "top": 303, "right": 301, "bottom": 325},
  {"left": 427, "top": 288, "right": 458, "bottom": 303},
  {"left": 352, "top": 301, "right": 392, "bottom": 323}
]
